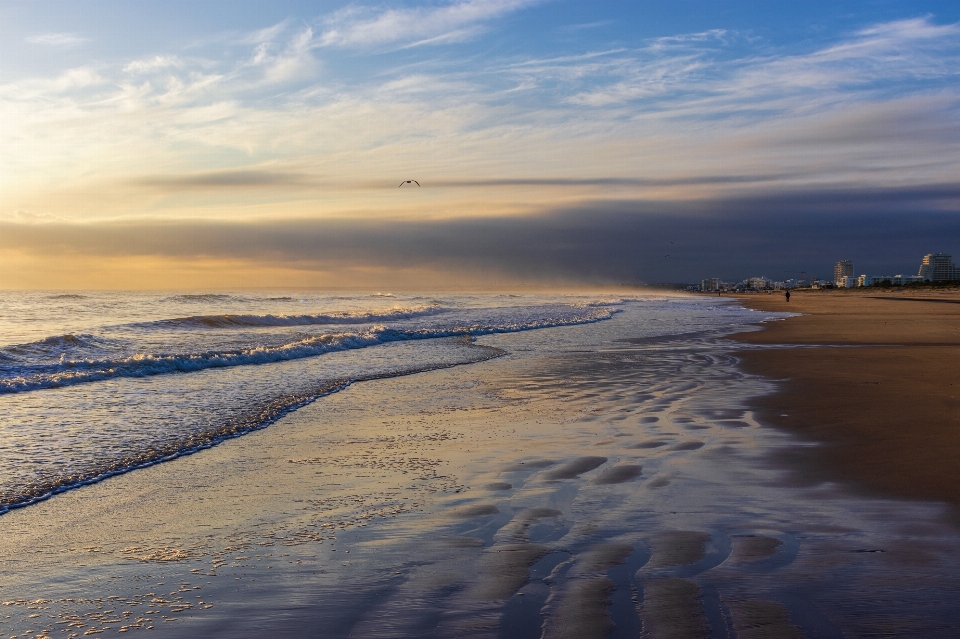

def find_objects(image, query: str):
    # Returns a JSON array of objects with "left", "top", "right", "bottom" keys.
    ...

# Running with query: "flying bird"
[{"left": 399, "top": 180, "right": 420, "bottom": 187}]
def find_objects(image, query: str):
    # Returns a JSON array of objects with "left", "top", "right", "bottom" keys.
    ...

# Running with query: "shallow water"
[
  {"left": 2, "top": 294, "right": 958, "bottom": 637},
  {"left": 0, "top": 292, "right": 660, "bottom": 512}
]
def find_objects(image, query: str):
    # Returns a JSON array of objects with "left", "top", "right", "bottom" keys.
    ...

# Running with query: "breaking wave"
[
  {"left": 139, "top": 306, "right": 449, "bottom": 329},
  {"left": 0, "top": 308, "right": 618, "bottom": 394}
]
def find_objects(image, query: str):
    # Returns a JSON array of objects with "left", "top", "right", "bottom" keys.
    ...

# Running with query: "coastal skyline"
[{"left": 2, "top": 0, "right": 959, "bottom": 288}]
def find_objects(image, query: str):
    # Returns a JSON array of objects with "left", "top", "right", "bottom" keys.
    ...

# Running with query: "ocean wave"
[
  {"left": 45, "top": 293, "right": 88, "bottom": 300},
  {"left": 161, "top": 293, "right": 238, "bottom": 303},
  {"left": 581, "top": 297, "right": 655, "bottom": 307},
  {"left": 0, "top": 308, "right": 618, "bottom": 394},
  {"left": 1, "top": 333, "right": 116, "bottom": 358},
  {"left": 137, "top": 305, "right": 449, "bottom": 330}
]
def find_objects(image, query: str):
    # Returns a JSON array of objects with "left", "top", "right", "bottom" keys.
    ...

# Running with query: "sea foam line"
[{"left": 0, "top": 309, "right": 619, "bottom": 394}]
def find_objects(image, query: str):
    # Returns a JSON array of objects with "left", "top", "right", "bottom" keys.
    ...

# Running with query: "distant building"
[
  {"left": 918, "top": 253, "right": 960, "bottom": 281},
  {"left": 701, "top": 278, "right": 722, "bottom": 292},
  {"left": 834, "top": 260, "right": 854, "bottom": 286},
  {"left": 744, "top": 276, "right": 769, "bottom": 290},
  {"left": 839, "top": 276, "right": 858, "bottom": 288},
  {"left": 858, "top": 274, "right": 925, "bottom": 287}
]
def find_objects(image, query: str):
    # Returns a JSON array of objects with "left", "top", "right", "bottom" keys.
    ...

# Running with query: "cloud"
[
  {"left": 133, "top": 169, "right": 314, "bottom": 190},
  {"left": 555, "top": 20, "right": 613, "bottom": 34},
  {"left": 562, "top": 18, "right": 960, "bottom": 107},
  {"left": 123, "top": 55, "right": 184, "bottom": 74},
  {"left": 3, "top": 185, "right": 958, "bottom": 286},
  {"left": 240, "top": 20, "right": 294, "bottom": 45},
  {"left": 26, "top": 32, "right": 87, "bottom": 46},
  {"left": 649, "top": 29, "right": 730, "bottom": 47},
  {"left": 256, "top": 26, "right": 318, "bottom": 84},
  {"left": 5, "top": 210, "right": 70, "bottom": 223},
  {"left": 418, "top": 175, "right": 795, "bottom": 188},
  {"left": 318, "top": 0, "right": 538, "bottom": 49},
  {"left": 0, "top": 66, "right": 105, "bottom": 101},
  {"left": 127, "top": 170, "right": 800, "bottom": 193},
  {"left": 3, "top": 16, "right": 959, "bottom": 226}
]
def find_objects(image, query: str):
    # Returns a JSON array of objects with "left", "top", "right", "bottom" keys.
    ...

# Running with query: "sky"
[{"left": 1, "top": 0, "right": 959, "bottom": 289}]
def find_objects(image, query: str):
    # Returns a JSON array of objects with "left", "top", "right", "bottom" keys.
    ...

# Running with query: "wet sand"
[
  {"left": 3, "top": 304, "right": 960, "bottom": 637},
  {"left": 731, "top": 289, "right": 960, "bottom": 510}
]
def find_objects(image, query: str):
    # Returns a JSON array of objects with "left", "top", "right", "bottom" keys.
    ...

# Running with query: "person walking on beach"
[{"left": 785, "top": 291, "right": 791, "bottom": 302}]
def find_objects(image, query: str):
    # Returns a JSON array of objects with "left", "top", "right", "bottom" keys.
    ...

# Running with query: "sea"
[{"left": 0, "top": 291, "right": 763, "bottom": 515}]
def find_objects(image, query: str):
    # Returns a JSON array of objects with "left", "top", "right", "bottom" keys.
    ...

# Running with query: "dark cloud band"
[
  {"left": 4, "top": 185, "right": 959, "bottom": 284},
  {"left": 130, "top": 171, "right": 802, "bottom": 191}
]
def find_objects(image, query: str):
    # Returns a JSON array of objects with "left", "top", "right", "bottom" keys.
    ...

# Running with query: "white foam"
[{"left": 0, "top": 306, "right": 618, "bottom": 394}]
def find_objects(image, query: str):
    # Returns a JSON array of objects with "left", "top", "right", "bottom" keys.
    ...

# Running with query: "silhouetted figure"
[{"left": 785, "top": 291, "right": 791, "bottom": 302}]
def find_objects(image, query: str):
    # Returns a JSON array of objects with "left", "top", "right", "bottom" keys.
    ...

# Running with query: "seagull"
[{"left": 399, "top": 180, "right": 420, "bottom": 187}]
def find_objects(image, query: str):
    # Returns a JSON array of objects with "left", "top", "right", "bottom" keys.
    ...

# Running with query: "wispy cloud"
[
  {"left": 0, "top": 66, "right": 106, "bottom": 101},
  {"left": 123, "top": 55, "right": 184, "bottom": 74},
  {"left": 317, "top": 0, "right": 538, "bottom": 48},
  {"left": 26, "top": 32, "right": 88, "bottom": 46},
  {"left": 649, "top": 28, "right": 730, "bottom": 47},
  {"left": 563, "top": 18, "right": 960, "bottom": 107},
  {"left": 240, "top": 20, "right": 295, "bottom": 45},
  {"left": 555, "top": 20, "right": 613, "bottom": 34},
  {"left": 2, "top": 15, "right": 959, "bottom": 225}
]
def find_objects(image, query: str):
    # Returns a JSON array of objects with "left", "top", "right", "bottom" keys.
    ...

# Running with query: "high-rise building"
[
  {"left": 918, "top": 253, "right": 960, "bottom": 281},
  {"left": 700, "top": 278, "right": 722, "bottom": 292},
  {"left": 744, "top": 276, "right": 770, "bottom": 290},
  {"left": 834, "top": 260, "right": 854, "bottom": 286}
]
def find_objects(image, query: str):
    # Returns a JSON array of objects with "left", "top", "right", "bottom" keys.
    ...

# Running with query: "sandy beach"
[
  {"left": 3, "top": 297, "right": 960, "bottom": 638},
  {"left": 732, "top": 289, "right": 960, "bottom": 512}
]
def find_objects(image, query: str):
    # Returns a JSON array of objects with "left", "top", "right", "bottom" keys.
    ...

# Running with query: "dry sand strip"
[{"left": 729, "top": 289, "right": 960, "bottom": 513}]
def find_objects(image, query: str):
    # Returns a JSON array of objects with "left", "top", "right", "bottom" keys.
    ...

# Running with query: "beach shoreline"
[
  {"left": 4, "top": 294, "right": 960, "bottom": 637},
  {"left": 729, "top": 288, "right": 960, "bottom": 515}
]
